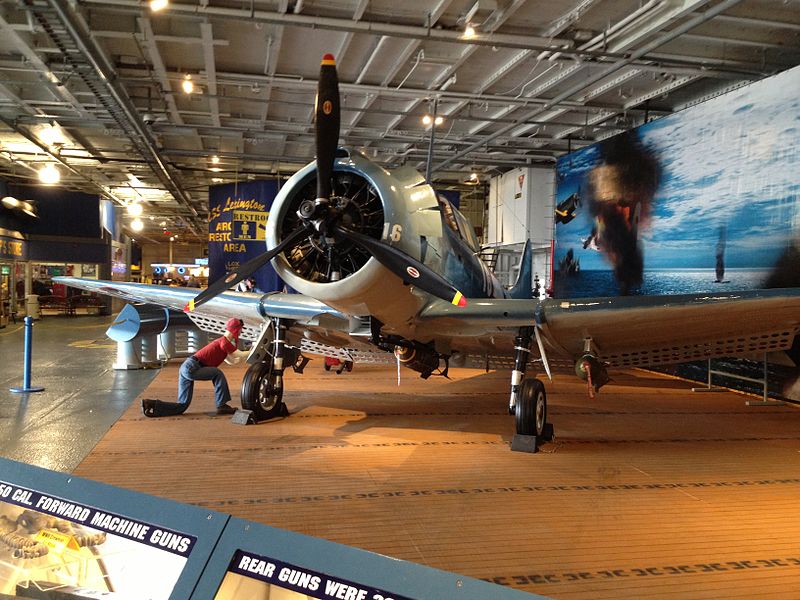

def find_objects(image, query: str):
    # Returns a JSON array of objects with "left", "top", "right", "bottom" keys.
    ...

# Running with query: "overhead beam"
[{"left": 433, "top": 0, "right": 744, "bottom": 171}]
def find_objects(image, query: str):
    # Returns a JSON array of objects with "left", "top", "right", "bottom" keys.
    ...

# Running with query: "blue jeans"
[{"left": 178, "top": 356, "right": 231, "bottom": 408}]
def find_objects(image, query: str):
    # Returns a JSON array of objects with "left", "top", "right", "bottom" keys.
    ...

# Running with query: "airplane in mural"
[{"left": 57, "top": 55, "right": 800, "bottom": 447}]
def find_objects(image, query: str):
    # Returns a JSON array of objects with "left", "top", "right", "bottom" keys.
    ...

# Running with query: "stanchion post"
[{"left": 10, "top": 316, "right": 45, "bottom": 393}]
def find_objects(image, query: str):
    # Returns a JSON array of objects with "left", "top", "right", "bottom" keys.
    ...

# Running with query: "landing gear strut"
[
  {"left": 508, "top": 327, "right": 553, "bottom": 452},
  {"left": 240, "top": 318, "right": 290, "bottom": 421}
]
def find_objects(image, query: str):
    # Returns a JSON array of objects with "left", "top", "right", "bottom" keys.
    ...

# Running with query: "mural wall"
[{"left": 553, "top": 65, "right": 800, "bottom": 299}]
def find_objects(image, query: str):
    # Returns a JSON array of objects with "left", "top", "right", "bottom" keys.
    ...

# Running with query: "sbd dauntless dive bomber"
[{"left": 58, "top": 54, "right": 800, "bottom": 448}]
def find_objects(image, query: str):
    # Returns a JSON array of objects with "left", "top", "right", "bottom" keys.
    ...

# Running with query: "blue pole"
[{"left": 10, "top": 315, "right": 45, "bottom": 393}]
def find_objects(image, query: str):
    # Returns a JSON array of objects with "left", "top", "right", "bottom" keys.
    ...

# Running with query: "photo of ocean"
[{"left": 552, "top": 268, "right": 771, "bottom": 298}]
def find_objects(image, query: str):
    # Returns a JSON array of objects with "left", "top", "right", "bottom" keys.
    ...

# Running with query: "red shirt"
[{"left": 194, "top": 336, "right": 235, "bottom": 367}]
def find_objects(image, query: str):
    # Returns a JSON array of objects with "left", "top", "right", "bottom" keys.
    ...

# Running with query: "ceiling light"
[
  {"left": 422, "top": 115, "right": 432, "bottom": 125},
  {"left": 150, "top": 0, "right": 168, "bottom": 11},
  {"left": 127, "top": 202, "right": 143, "bottom": 217},
  {"left": 182, "top": 75, "right": 194, "bottom": 94},
  {"left": 434, "top": 116, "right": 444, "bottom": 126},
  {"left": 21, "top": 201, "right": 37, "bottom": 218},
  {"left": 131, "top": 218, "right": 144, "bottom": 232},
  {"left": 38, "top": 124, "right": 64, "bottom": 147},
  {"left": 169, "top": 236, "right": 175, "bottom": 242},
  {"left": 211, "top": 155, "right": 220, "bottom": 164},
  {"left": 211, "top": 177, "right": 223, "bottom": 183},
  {"left": 1, "top": 196, "right": 19, "bottom": 208},
  {"left": 38, "top": 164, "right": 60, "bottom": 184},
  {"left": 464, "top": 24, "right": 476, "bottom": 38},
  {"left": 159, "top": 221, "right": 167, "bottom": 227},
  {"left": 209, "top": 167, "right": 221, "bottom": 172}
]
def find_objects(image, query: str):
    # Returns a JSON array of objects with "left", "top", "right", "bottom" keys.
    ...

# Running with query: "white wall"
[
  {"left": 487, "top": 166, "right": 555, "bottom": 296},
  {"left": 487, "top": 167, "right": 555, "bottom": 246}
]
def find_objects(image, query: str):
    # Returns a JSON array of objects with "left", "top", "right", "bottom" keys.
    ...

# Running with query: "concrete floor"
[{"left": 0, "top": 314, "right": 158, "bottom": 472}]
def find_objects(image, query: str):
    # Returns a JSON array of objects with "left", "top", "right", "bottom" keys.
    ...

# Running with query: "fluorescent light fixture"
[
  {"left": 127, "top": 202, "right": 143, "bottom": 217},
  {"left": 150, "top": 0, "right": 168, "bottom": 11},
  {"left": 464, "top": 24, "right": 476, "bottom": 38},
  {"left": 131, "top": 218, "right": 144, "bottom": 232},
  {"left": 211, "top": 177, "right": 223, "bottom": 183},
  {"left": 38, "top": 164, "right": 60, "bottom": 184},
  {"left": 1, "top": 196, "right": 19, "bottom": 208},
  {"left": 182, "top": 75, "right": 194, "bottom": 94},
  {"left": 211, "top": 155, "right": 220, "bottom": 164},
  {"left": 209, "top": 167, "right": 221, "bottom": 172}
]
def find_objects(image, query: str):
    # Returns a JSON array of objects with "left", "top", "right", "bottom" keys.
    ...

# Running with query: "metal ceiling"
[{"left": 0, "top": 0, "right": 797, "bottom": 242}]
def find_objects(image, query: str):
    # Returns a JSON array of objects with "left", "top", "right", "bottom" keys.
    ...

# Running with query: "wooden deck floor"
[{"left": 74, "top": 363, "right": 800, "bottom": 598}]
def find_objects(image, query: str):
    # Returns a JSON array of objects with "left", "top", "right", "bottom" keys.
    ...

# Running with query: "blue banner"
[{"left": 208, "top": 181, "right": 283, "bottom": 292}]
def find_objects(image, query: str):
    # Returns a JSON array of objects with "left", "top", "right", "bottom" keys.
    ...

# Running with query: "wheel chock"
[
  {"left": 231, "top": 409, "right": 256, "bottom": 425},
  {"left": 510, "top": 434, "right": 538, "bottom": 453}
]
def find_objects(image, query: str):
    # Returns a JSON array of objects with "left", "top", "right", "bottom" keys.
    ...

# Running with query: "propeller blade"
[
  {"left": 335, "top": 226, "right": 467, "bottom": 307},
  {"left": 315, "top": 53, "right": 340, "bottom": 202},
  {"left": 185, "top": 225, "right": 311, "bottom": 311}
]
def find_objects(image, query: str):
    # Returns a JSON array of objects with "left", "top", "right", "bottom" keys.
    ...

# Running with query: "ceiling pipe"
[
  {"left": 117, "top": 68, "right": 668, "bottom": 115},
  {"left": 81, "top": 0, "right": 769, "bottom": 77},
  {"left": 41, "top": 0, "right": 199, "bottom": 224},
  {"left": 434, "top": 0, "right": 744, "bottom": 172},
  {"left": 82, "top": 0, "right": 589, "bottom": 57}
]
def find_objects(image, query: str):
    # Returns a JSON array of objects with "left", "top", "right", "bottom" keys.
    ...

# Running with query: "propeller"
[
  {"left": 186, "top": 53, "right": 467, "bottom": 312},
  {"left": 315, "top": 53, "right": 339, "bottom": 203},
  {"left": 183, "top": 224, "right": 311, "bottom": 312},
  {"left": 335, "top": 226, "right": 466, "bottom": 307}
]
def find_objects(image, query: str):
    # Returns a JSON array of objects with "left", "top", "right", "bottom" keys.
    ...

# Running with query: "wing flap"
[{"left": 540, "top": 289, "right": 800, "bottom": 367}]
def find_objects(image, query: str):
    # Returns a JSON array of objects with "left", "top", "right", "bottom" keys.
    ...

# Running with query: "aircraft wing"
[
  {"left": 418, "top": 288, "right": 800, "bottom": 368},
  {"left": 52, "top": 277, "right": 353, "bottom": 345}
]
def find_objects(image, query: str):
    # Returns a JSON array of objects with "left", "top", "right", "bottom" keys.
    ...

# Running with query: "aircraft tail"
[{"left": 507, "top": 240, "right": 534, "bottom": 299}]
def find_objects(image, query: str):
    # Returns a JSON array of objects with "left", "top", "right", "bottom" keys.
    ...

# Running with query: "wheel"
[
  {"left": 324, "top": 362, "right": 331, "bottom": 371},
  {"left": 515, "top": 378, "right": 547, "bottom": 437},
  {"left": 241, "top": 362, "right": 285, "bottom": 421}
]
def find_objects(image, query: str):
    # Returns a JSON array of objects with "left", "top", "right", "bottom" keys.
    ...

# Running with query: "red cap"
[
  {"left": 321, "top": 53, "right": 335, "bottom": 64},
  {"left": 225, "top": 318, "right": 243, "bottom": 335}
]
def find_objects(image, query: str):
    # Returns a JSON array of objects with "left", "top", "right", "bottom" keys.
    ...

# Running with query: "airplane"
[{"left": 56, "top": 54, "right": 800, "bottom": 447}]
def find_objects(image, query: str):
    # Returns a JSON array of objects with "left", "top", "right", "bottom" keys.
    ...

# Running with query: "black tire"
[
  {"left": 241, "top": 362, "right": 285, "bottom": 421},
  {"left": 324, "top": 362, "right": 331, "bottom": 371},
  {"left": 515, "top": 378, "right": 547, "bottom": 438}
]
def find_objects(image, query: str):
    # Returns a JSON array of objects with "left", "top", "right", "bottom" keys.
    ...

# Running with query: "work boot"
[
  {"left": 216, "top": 403, "right": 236, "bottom": 415},
  {"left": 142, "top": 399, "right": 188, "bottom": 417}
]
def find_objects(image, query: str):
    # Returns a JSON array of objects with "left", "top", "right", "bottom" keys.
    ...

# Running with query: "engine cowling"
[{"left": 266, "top": 149, "right": 438, "bottom": 330}]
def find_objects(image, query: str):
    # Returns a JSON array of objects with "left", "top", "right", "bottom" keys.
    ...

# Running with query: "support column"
[
  {"left": 113, "top": 339, "right": 142, "bottom": 370},
  {"left": 157, "top": 330, "right": 176, "bottom": 361}
]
